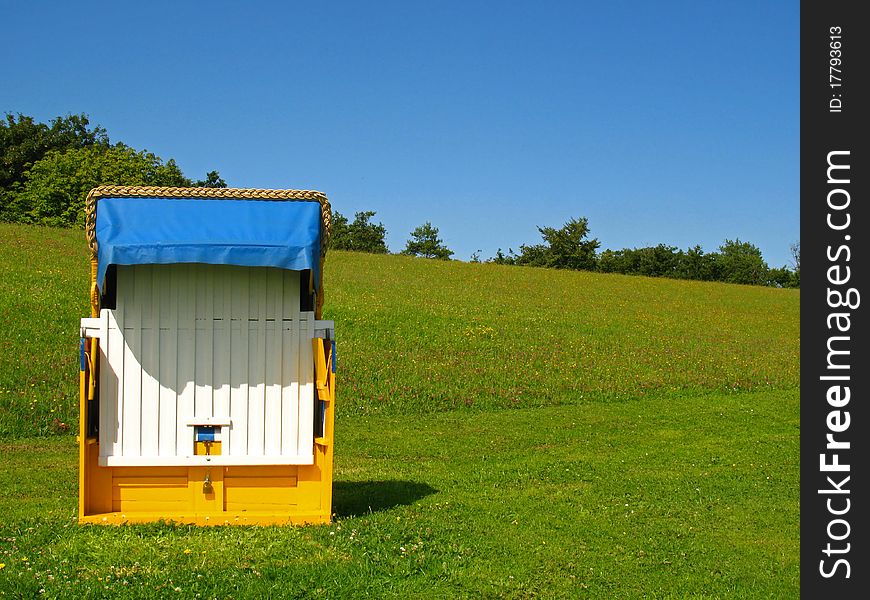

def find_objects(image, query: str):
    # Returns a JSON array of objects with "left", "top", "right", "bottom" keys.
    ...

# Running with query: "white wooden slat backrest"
[{"left": 98, "top": 264, "right": 316, "bottom": 466}]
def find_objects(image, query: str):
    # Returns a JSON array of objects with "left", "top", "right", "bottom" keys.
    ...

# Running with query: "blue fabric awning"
[{"left": 95, "top": 197, "right": 323, "bottom": 288}]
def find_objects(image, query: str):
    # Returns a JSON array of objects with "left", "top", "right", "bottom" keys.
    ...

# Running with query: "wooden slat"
[
  {"left": 224, "top": 471, "right": 299, "bottom": 509},
  {"left": 214, "top": 266, "right": 232, "bottom": 447},
  {"left": 281, "top": 270, "right": 301, "bottom": 455},
  {"left": 297, "top": 311, "right": 314, "bottom": 457},
  {"left": 114, "top": 488, "right": 187, "bottom": 502},
  {"left": 113, "top": 500, "right": 190, "bottom": 512},
  {"left": 224, "top": 465, "right": 298, "bottom": 478},
  {"left": 112, "top": 472, "right": 190, "bottom": 510},
  {"left": 282, "top": 271, "right": 299, "bottom": 319},
  {"left": 194, "top": 266, "right": 214, "bottom": 421},
  {"left": 112, "top": 466, "right": 188, "bottom": 477},
  {"left": 264, "top": 269, "right": 283, "bottom": 455},
  {"left": 158, "top": 265, "right": 178, "bottom": 456},
  {"left": 224, "top": 476, "right": 297, "bottom": 488},
  {"left": 265, "top": 267, "right": 280, "bottom": 322},
  {"left": 140, "top": 266, "right": 159, "bottom": 456},
  {"left": 176, "top": 265, "right": 195, "bottom": 458},
  {"left": 229, "top": 267, "right": 250, "bottom": 456},
  {"left": 225, "top": 492, "right": 296, "bottom": 509},
  {"left": 111, "top": 268, "right": 127, "bottom": 457},
  {"left": 121, "top": 266, "right": 142, "bottom": 457},
  {"left": 247, "top": 269, "right": 266, "bottom": 456},
  {"left": 114, "top": 476, "right": 188, "bottom": 488},
  {"left": 103, "top": 454, "right": 313, "bottom": 467},
  {"left": 100, "top": 310, "right": 118, "bottom": 458}
]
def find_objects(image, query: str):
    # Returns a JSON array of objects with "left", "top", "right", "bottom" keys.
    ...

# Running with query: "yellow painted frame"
[{"left": 78, "top": 188, "right": 336, "bottom": 526}]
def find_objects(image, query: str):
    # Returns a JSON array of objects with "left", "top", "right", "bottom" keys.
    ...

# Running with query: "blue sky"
[{"left": 2, "top": 1, "right": 798, "bottom": 266}]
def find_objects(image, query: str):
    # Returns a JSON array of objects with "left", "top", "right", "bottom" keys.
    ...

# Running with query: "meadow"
[{"left": 0, "top": 223, "right": 800, "bottom": 598}]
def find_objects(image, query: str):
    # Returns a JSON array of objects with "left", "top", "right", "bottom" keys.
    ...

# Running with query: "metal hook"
[{"left": 203, "top": 468, "right": 213, "bottom": 494}]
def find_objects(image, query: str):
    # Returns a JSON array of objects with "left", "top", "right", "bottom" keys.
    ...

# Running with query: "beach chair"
[{"left": 78, "top": 186, "right": 336, "bottom": 525}]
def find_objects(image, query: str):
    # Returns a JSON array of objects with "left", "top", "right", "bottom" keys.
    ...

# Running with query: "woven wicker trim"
[
  {"left": 85, "top": 185, "right": 331, "bottom": 257},
  {"left": 84, "top": 185, "right": 332, "bottom": 318}
]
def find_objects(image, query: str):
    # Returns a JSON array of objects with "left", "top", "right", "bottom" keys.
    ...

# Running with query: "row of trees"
[
  {"left": 330, "top": 211, "right": 798, "bottom": 288},
  {"left": 597, "top": 241, "right": 799, "bottom": 287},
  {"left": 488, "top": 219, "right": 799, "bottom": 288},
  {"left": 1, "top": 113, "right": 225, "bottom": 227},
  {"left": 331, "top": 211, "right": 454, "bottom": 260}
]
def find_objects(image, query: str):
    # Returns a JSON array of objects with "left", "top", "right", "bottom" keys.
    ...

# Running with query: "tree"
[
  {"left": 596, "top": 248, "right": 625, "bottom": 273},
  {"left": 330, "top": 211, "right": 350, "bottom": 248},
  {"left": 330, "top": 210, "right": 388, "bottom": 253},
  {"left": 1, "top": 113, "right": 109, "bottom": 190},
  {"left": 348, "top": 211, "right": 388, "bottom": 253},
  {"left": 789, "top": 241, "right": 800, "bottom": 287},
  {"left": 1, "top": 113, "right": 109, "bottom": 222},
  {"left": 714, "top": 239, "right": 769, "bottom": 285},
  {"left": 402, "top": 222, "right": 453, "bottom": 259},
  {"left": 17, "top": 144, "right": 189, "bottom": 227},
  {"left": 765, "top": 241, "right": 800, "bottom": 289},
  {"left": 543, "top": 217, "right": 600, "bottom": 270},
  {"left": 513, "top": 242, "right": 551, "bottom": 267},
  {"left": 635, "top": 244, "right": 679, "bottom": 277},
  {"left": 597, "top": 245, "right": 683, "bottom": 278},
  {"left": 194, "top": 170, "right": 227, "bottom": 188},
  {"left": 674, "top": 244, "right": 717, "bottom": 281},
  {"left": 766, "top": 266, "right": 796, "bottom": 288},
  {"left": 487, "top": 248, "right": 516, "bottom": 265},
  {"left": 515, "top": 217, "right": 600, "bottom": 271}
]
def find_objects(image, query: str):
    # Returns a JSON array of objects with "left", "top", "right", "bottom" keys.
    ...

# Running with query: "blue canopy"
[{"left": 95, "top": 196, "right": 323, "bottom": 288}]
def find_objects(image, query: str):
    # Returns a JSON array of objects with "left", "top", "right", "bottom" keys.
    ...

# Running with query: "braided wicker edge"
[{"left": 85, "top": 185, "right": 332, "bottom": 318}]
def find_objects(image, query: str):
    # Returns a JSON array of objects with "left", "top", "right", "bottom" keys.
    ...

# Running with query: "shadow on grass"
[{"left": 333, "top": 480, "right": 438, "bottom": 517}]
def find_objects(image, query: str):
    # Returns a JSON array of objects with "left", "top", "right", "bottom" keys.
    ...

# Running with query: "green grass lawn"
[
  {"left": 0, "top": 223, "right": 799, "bottom": 598},
  {"left": 2, "top": 389, "right": 798, "bottom": 598}
]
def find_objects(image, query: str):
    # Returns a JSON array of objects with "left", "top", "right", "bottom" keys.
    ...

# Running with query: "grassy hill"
[
  {"left": 0, "top": 223, "right": 799, "bottom": 597},
  {"left": 0, "top": 223, "right": 798, "bottom": 434}
]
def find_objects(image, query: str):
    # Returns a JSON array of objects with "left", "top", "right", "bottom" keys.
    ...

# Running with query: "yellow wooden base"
[
  {"left": 78, "top": 439, "right": 334, "bottom": 526},
  {"left": 78, "top": 337, "right": 336, "bottom": 527}
]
